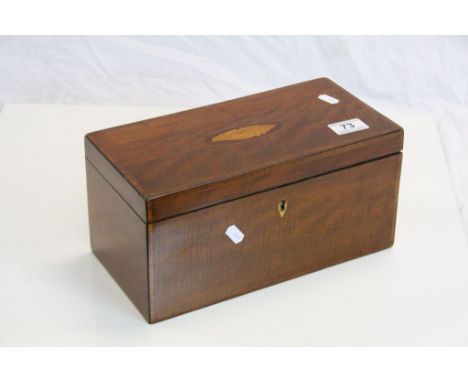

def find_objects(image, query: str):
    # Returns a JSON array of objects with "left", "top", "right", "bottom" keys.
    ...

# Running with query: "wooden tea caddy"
[{"left": 85, "top": 78, "right": 403, "bottom": 323}]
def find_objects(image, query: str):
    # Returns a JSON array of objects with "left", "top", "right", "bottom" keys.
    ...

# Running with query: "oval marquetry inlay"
[{"left": 211, "top": 123, "right": 276, "bottom": 143}]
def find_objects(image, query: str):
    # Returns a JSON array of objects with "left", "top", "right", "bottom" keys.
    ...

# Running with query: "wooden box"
[{"left": 85, "top": 78, "right": 404, "bottom": 323}]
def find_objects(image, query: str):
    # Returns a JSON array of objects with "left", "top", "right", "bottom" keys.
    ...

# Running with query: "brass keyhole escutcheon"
[{"left": 278, "top": 200, "right": 287, "bottom": 218}]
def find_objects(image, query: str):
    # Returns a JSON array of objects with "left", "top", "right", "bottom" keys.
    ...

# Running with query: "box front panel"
[{"left": 149, "top": 153, "right": 402, "bottom": 323}]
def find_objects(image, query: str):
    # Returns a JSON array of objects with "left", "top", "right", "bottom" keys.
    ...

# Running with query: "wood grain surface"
[
  {"left": 147, "top": 153, "right": 402, "bottom": 323},
  {"left": 86, "top": 160, "right": 150, "bottom": 321},
  {"left": 85, "top": 77, "right": 403, "bottom": 222}
]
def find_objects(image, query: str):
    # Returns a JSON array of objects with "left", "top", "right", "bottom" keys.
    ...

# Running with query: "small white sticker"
[
  {"left": 318, "top": 94, "right": 339, "bottom": 104},
  {"left": 328, "top": 118, "right": 369, "bottom": 135},
  {"left": 225, "top": 224, "right": 244, "bottom": 244}
]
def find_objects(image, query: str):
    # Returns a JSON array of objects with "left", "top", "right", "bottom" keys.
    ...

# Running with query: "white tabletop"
[{"left": 0, "top": 104, "right": 467, "bottom": 346}]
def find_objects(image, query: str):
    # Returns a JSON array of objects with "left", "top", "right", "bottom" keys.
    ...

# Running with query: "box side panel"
[
  {"left": 389, "top": 153, "right": 403, "bottom": 245},
  {"left": 86, "top": 159, "right": 150, "bottom": 322},
  {"left": 149, "top": 153, "right": 402, "bottom": 323}
]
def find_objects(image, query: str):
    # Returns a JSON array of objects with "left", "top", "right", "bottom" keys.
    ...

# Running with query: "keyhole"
[{"left": 278, "top": 200, "right": 287, "bottom": 218}]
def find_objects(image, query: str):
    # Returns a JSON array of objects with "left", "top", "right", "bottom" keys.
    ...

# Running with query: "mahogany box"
[{"left": 85, "top": 78, "right": 404, "bottom": 323}]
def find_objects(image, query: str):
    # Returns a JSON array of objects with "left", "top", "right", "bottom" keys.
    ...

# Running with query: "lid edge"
[
  {"left": 147, "top": 129, "right": 403, "bottom": 223},
  {"left": 85, "top": 137, "right": 147, "bottom": 222}
]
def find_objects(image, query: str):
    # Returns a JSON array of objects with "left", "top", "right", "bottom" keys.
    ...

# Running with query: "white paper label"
[
  {"left": 318, "top": 94, "right": 339, "bottom": 104},
  {"left": 328, "top": 118, "right": 369, "bottom": 135},
  {"left": 225, "top": 224, "right": 245, "bottom": 244}
]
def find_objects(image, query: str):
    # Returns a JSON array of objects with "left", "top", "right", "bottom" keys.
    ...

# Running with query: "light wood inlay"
[{"left": 211, "top": 124, "right": 276, "bottom": 142}]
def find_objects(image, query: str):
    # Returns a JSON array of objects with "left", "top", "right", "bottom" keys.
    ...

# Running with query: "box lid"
[{"left": 85, "top": 78, "right": 403, "bottom": 223}]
